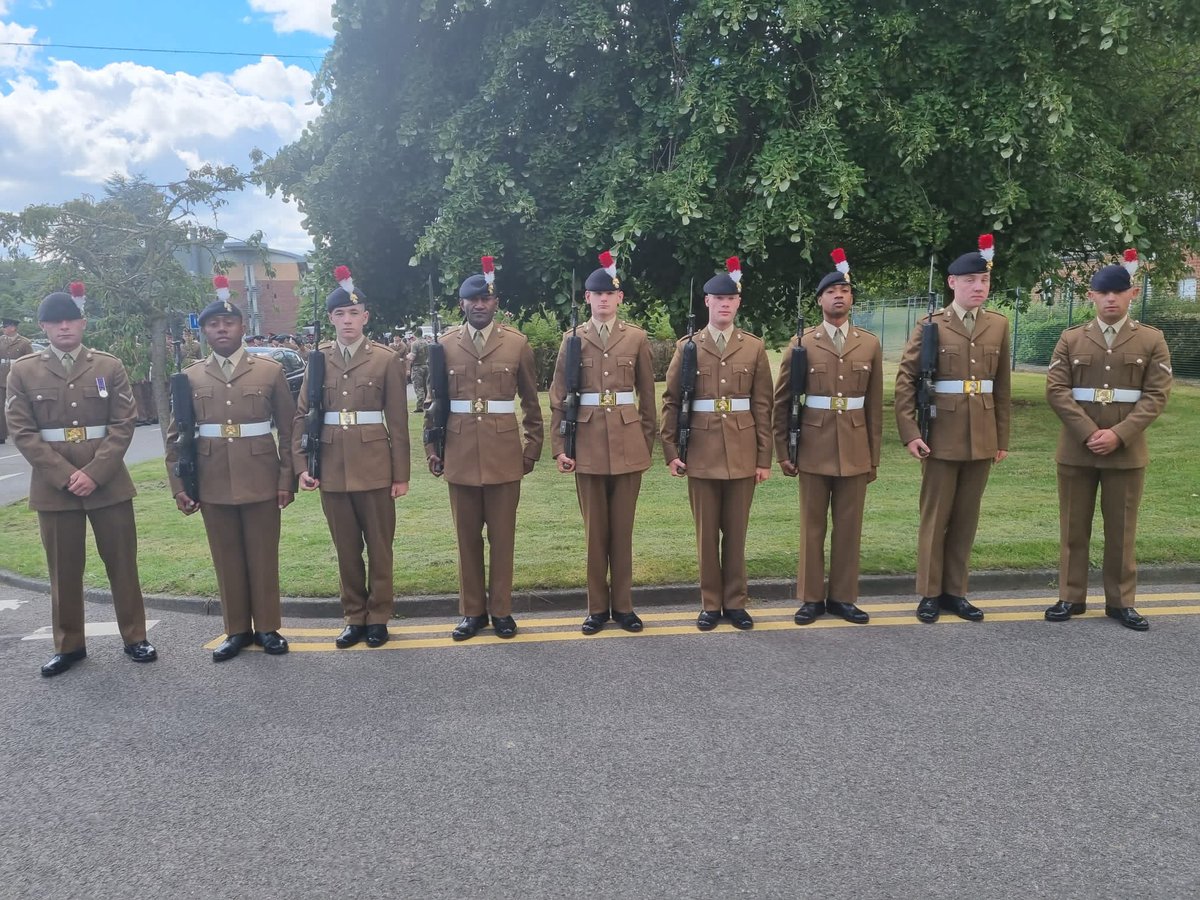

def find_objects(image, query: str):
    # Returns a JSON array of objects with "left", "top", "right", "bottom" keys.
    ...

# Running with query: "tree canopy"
[{"left": 261, "top": 0, "right": 1200, "bottom": 333}]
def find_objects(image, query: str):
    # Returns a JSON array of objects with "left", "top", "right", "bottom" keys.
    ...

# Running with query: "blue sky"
[{"left": 0, "top": 0, "right": 335, "bottom": 253}]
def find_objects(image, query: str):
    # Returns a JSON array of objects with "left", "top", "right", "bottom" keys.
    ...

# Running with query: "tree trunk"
[{"left": 150, "top": 313, "right": 171, "bottom": 443}]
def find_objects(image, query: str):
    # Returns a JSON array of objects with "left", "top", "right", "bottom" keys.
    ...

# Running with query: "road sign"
[{"left": 187, "top": 313, "right": 199, "bottom": 329}]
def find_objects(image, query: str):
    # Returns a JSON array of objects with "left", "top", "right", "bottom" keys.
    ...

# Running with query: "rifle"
[
  {"left": 787, "top": 279, "right": 808, "bottom": 466},
  {"left": 559, "top": 269, "right": 581, "bottom": 460},
  {"left": 677, "top": 279, "right": 697, "bottom": 464},
  {"left": 916, "top": 257, "right": 939, "bottom": 449},
  {"left": 169, "top": 323, "right": 200, "bottom": 502},
  {"left": 423, "top": 274, "right": 450, "bottom": 476},
  {"left": 299, "top": 288, "right": 325, "bottom": 479}
]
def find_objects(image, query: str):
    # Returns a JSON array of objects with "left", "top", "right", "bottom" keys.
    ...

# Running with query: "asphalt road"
[
  {"left": 0, "top": 423, "right": 168, "bottom": 506},
  {"left": 2, "top": 584, "right": 1198, "bottom": 899}
]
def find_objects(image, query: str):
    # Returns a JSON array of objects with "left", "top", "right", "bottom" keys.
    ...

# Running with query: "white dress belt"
[
  {"left": 934, "top": 379, "right": 994, "bottom": 394},
  {"left": 39, "top": 425, "right": 107, "bottom": 442},
  {"left": 323, "top": 410, "right": 385, "bottom": 425},
  {"left": 579, "top": 391, "right": 636, "bottom": 406},
  {"left": 197, "top": 421, "right": 272, "bottom": 438},
  {"left": 1072, "top": 387, "right": 1141, "bottom": 404},
  {"left": 691, "top": 398, "right": 751, "bottom": 412},
  {"left": 805, "top": 396, "right": 866, "bottom": 410},
  {"left": 449, "top": 399, "right": 516, "bottom": 414}
]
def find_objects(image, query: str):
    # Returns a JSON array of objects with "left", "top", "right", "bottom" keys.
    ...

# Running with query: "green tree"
[
  {"left": 0, "top": 166, "right": 253, "bottom": 438},
  {"left": 262, "top": 0, "right": 1200, "bottom": 337}
]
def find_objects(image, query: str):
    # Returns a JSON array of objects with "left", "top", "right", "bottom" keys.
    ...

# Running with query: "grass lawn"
[{"left": 2, "top": 358, "right": 1197, "bottom": 597}]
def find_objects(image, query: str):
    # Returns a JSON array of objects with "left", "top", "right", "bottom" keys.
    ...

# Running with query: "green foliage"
[{"left": 263, "top": 0, "right": 1200, "bottom": 337}]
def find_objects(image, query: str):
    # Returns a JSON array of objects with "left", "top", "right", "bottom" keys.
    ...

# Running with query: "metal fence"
[{"left": 853, "top": 287, "right": 1200, "bottom": 380}]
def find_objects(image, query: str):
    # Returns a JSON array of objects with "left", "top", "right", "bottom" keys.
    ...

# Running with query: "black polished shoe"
[
  {"left": 613, "top": 611, "right": 644, "bottom": 633},
  {"left": 940, "top": 594, "right": 984, "bottom": 621},
  {"left": 254, "top": 631, "right": 290, "bottom": 655},
  {"left": 724, "top": 608, "right": 754, "bottom": 630},
  {"left": 492, "top": 615, "right": 518, "bottom": 638},
  {"left": 123, "top": 640, "right": 157, "bottom": 662},
  {"left": 696, "top": 610, "right": 721, "bottom": 631},
  {"left": 1045, "top": 600, "right": 1086, "bottom": 622},
  {"left": 40, "top": 647, "right": 86, "bottom": 677},
  {"left": 916, "top": 596, "right": 941, "bottom": 623},
  {"left": 826, "top": 598, "right": 869, "bottom": 624},
  {"left": 212, "top": 631, "right": 253, "bottom": 662},
  {"left": 1106, "top": 607, "right": 1149, "bottom": 631},
  {"left": 451, "top": 615, "right": 489, "bottom": 642},
  {"left": 365, "top": 624, "right": 389, "bottom": 647},
  {"left": 793, "top": 601, "right": 825, "bottom": 625},
  {"left": 336, "top": 625, "right": 367, "bottom": 648},
  {"left": 581, "top": 612, "right": 610, "bottom": 635}
]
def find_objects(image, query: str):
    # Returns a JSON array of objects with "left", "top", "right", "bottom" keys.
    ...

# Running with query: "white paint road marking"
[
  {"left": 22, "top": 620, "right": 160, "bottom": 641},
  {"left": 0, "top": 597, "right": 31, "bottom": 612},
  {"left": 0, "top": 472, "right": 22, "bottom": 482}
]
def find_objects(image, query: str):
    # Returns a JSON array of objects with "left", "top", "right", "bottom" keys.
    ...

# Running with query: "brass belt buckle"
[
  {"left": 714, "top": 397, "right": 731, "bottom": 413},
  {"left": 599, "top": 389, "right": 617, "bottom": 408},
  {"left": 339, "top": 410, "right": 357, "bottom": 426},
  {"left": 221, "top": 423, "right": 241, "bottom": 438},
  {"left": 64, "top": 426, "right": 86, "bottom": 443},
  {"left": 1094, "top": 388, "right": 1115, "bottom": 404},
  {"left": 964, "top": 380, "right": 982, "bottom": 395},
  {"left": 472, "top": 398, "right": 486, "bottom": 414},
  {"left": 830, "top": 397, "right": 848, "bottom": 411}
]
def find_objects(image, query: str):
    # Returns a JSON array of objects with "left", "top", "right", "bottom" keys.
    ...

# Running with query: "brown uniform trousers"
[
  {"left": 549, "top": 320, "right": 656, "bottom": 614},
  {"left": 773, "top": 326, "right": 883, "bottom": 604},
  {"left": 165, "top": 352, "right": 296, "bottom": 636},
  {"left": 661, "top": 328, "right": 773, "bottom": 612},
  {"left": 292, "top": 341, "right": 410, "bottom": 625},
  {"left": 895, "top": 307, "right": 1012, "bottom": 598},
  {"left": 5, "top": 347, "right": 147, "bottom": 653},
  {"left": 0, "top": 332, "right": 35, "bottom": 442},
  {"left": 1046, "top": 319, "right": 1171, "bottom": 608},
  {"left": 423, "top": 324, "right": 543, "bottom": 617}
]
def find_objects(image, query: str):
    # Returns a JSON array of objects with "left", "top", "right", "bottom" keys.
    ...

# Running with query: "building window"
[{"left": 1180, "top": 278, "right": 1197, "bottom": 300}]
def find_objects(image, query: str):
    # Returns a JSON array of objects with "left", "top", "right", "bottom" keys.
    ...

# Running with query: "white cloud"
[
  {"left": 0, "top": 20, "right": 39, "bottom": 70},
  {"left": 0, "top": 55, "right": 319, "bottom": 253},
  {"left": 247, "top": 0, "right": 334, "bottom": 38}
]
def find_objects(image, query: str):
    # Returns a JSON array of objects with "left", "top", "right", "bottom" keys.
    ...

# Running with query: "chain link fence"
[{"left": 853, "top": 285, "right": 1200, "bottom": 381}]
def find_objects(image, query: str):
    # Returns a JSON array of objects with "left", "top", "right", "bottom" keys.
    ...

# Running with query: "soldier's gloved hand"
[
  {"left": 174, "top": 491, "right": 199, "bottom": 515},
  {"left": 556, "top": 453, "right": 575, "bottom": 473},
  {"left": 780, "top": 460, "right": 798, "bottom": 477},
  {"left": 522, "top": 457, "right": 536, "bottom": 475}
]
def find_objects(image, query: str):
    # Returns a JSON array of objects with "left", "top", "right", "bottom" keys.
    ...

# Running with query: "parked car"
[{"left": 245, "top": 346, "right": 305, "bottom": 402}]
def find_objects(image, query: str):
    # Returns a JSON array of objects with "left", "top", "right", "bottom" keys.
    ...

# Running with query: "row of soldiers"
[{"left": 3, "top": 237, "right": 1172, "bottom": 676}]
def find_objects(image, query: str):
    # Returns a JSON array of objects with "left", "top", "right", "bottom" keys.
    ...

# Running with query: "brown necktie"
[
  {"left": 343, "top": 347, "right": 352, "bottom": 365},
  {"left": 963, "top": 311, "right": 976, "bottom": 335},
  {"left": 62, "top": 352, "right": 74, "bottom": 373},
  {"left": 1104, "top": 325, "right": 1116, "bottom": 348},
  {"left": 832, "top": 328, "right": 845, "bottom": 354},
  {"left": 473, "top": 330, "right": 485, "bottom": 354},
  {"left": 221, "top": 358, "right": 233, "bottom": 379},
  {"left": 715, "top": 333, "right": 727, "bottom": 354},
  {"left": 598, "top": 324, "right": 609, "bottom": 349}
]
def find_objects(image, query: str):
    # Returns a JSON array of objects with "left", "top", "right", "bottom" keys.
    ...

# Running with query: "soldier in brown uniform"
[
  {"left": 0, "top": 316, "right": 35, "bottom": 444},
  {"left": 6, "top": 290, "right": 155, "bottom": 676},
  {"left": 895, "top": 235, "right": 1012, "bottom": 623},
  {"left": 293, "top": 268, "right": 410, "bottom": 648},
  {"left": 1044, "top": 252, "right": 1172, "bottom": 630},
  {"left": 165, "top": 283, "right": 296, "bottom": 661},
  {"left": 774, "top": 251, "right": 883, "bottom": 625},
  {"left": 550, "top": 252, "right": 657, "bottom": 634},
  {"left": 425, "top": 258, "right": 544, "bottom": 641},
  {"left": 661, "top": 257, "right": 773, "bottom": 631}
]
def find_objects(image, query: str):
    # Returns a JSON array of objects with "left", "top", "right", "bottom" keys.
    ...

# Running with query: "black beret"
[
  {"left": 198, "top": 298, "right": 244, "bottom": 326},
  {"left": 703, "top": 273, "right": 740, "bottom": 295},
  {"left": 37, "top": 292, "right": 84, "bottom": 322},
  {"left": 459, "top": 274, "right": 493, "bottom": 299},
  {"left": 584, "top": 268, "right": 621, "bottom": 292},
  {"left": 815, "top": 271, "right": 853, "bottom": 297},
  {"left": 1090, "top": 264, "right": 1133, "bottom": 293},
  {"left": 1, "top": 317, "right": 18, "bottom": 327},
  {"left": 947, "top": 252, "right": 989, "bottom": 276},
  {"left": 326, "top": 286, "right": 367, "bottom": 312}
]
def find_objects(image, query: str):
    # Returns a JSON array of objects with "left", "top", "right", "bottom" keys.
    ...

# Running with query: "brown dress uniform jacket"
[
  {"left": 549, "top": 320, "right": 656, "bottom": 473},
  {"left": 773, "top": 326, "right": 883, "bottom": 476},
  {"left": 661, "top": 328, "right": 773, "bottom": 476},
  {"left": 6, "top": 347, "right": 138, "bottom": 511},
  {"left": 423, "top": 324, "right": 544, "bottom": 484},
  {"left": 1045, "top": 319, "right": 1172, "bottom": 468},
  {"left": 895, "top": 307, "right": 1012, "bottom": 458},
  {"left": 291, "top": 341, "right": 411, "bottom": 489},
  {"left": 165, "top": 353, "right": 296, "bottom": 502}
]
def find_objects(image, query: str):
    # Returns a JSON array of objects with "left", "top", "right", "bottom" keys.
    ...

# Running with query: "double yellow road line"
[{"left": 204, "top": 592, "right": 1200, "bottom": 652}]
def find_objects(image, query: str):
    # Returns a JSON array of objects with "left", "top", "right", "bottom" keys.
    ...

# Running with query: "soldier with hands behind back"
[{"left": 0, "top": 316, "right": 34, "bottom": 444}]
